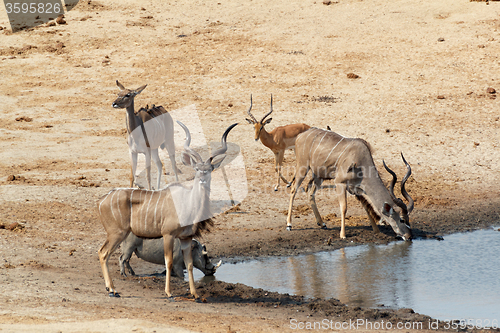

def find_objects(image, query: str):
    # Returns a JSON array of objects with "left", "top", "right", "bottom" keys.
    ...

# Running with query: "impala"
[
  {"left": 112, "top": 80, "right": 179, "bottom": 190},
  {"left": 98, "top": 121, "right": 237, "bottom": 300},
  {"left": 286, "top": 127, "right": 413, "bottom": 241},
  {"left": 245, "top": 95, "right": 310, "bottom": 191}
]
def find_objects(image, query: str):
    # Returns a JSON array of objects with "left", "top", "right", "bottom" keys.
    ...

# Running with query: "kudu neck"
[
  {"left": 360, "top": 173, "right": 395, "bottom": 211},
  {"left": 125, "top": 99, "right": 140, "bottom": 134}
]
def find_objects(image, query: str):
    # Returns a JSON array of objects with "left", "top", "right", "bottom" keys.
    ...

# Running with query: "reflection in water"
[{"left": 208, "top": 227, "right": 500, "bottom": 321}]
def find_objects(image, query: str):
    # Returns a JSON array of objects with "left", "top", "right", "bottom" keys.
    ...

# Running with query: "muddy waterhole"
[{"left": 188, "top": 227, "right": 500, "bottom": 323}]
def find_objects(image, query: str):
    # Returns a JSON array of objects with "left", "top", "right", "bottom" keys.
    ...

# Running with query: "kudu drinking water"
[
  {"left": 286, "top": 127, "right": 413, "bottom": 241},
  {"left": 112, "top": 81, "right": 179, "bottom": 190},
  {"left": 98, "top": 121, "right": 238, "bottom": 299},
  {"left": 245, "top": 95, "right": 310, "bottom": 191}
]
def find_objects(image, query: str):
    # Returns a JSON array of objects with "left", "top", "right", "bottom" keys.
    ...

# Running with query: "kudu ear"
[
  {"left": 134, "top": 84, "right": 147, "bottom": 95},
  {"left": 211, "top": 155, "right": 226, "bottom": 169},
  {"left": 381, "top": 203, "right": 393, "bottom": 217},
  {"left": 116, "top": 80, "right": 126, "bottom": 90},
  {"left": 181, "top": 151, "right": 197, "bottom": 167}
]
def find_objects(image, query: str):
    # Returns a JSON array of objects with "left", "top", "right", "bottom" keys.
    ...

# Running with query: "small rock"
[
  {"left": 486, "top": 87, "right": 496, "bottom": 94},
  {"left": 323, "top": 0, "right": 332, "bottom": 4},
  {"left": 346, "top": 73, "right": 360, "bottom": 79},
  {"left": 46, "top": 21, "right": 56, "bottom": 27},
  {"left": 437, "top": 95, "right": 445, "bottom": 99},
  {"left": 438, "top": 37, "right": 445, "bottom": 42},
  {"left": 474, "top": 142, "right": 480, "bottom": 147},
  {"left": 7, "top": 175, "right": 16, "bottom": 181},
  {"left": 15, "top": 116, "right": 33, "bottom": 122},
  {"left": 8, "top": 222, "right": 22, "bottom": 231}
]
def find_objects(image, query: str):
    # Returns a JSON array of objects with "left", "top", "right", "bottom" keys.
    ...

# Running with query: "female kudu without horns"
[
  {"left": 112, "top": 80, "right": 179, "bottom": 190},
  {"left": 98, "top": 121, "right": 238, "bottom": 300},
  {"left": 286, "top": 127, "right": 413, "bottom": 241}
]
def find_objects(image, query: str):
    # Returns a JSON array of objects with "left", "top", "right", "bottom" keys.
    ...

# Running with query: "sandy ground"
[{"left": 1, "top": 0, "right": 500, "bottom": 332}]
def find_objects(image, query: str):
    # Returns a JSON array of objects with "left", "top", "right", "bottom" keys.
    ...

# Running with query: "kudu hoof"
[
  {"left": 195, "top": 297, "right": 203, "bottom": 303},
  {"left": 286, "top": 226, "right": 292, "bottom": 231},
  {"left": 320, "top": 224, "right": 327, "bottom": 229},
  {"left": 108, "top": 292, "right": 120, "bottom": 298},
  {"left": 274, "top": 186, "right": 279, "bottom": 192},
  {"left": 167, "top": 296, "right": 175, "bottom": 302}
]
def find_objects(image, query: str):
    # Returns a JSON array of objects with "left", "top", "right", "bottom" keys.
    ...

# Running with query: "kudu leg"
[
  {"left": 336, "top": 184, "right": 348, "bottom": 239},
  {"left": 130, "top": 152, "right": 138, "bottom": 188},
  {"left": 180, "top": 238, "right": 200, "bottom": 301},
  {"left": 163, "top": 235, "right": 175, "bottom": 299},
  {"left": 286, "top": 167, "right": 309, "bottom": 230},
  {"left": 144, "top": 149, "right": 152, "bottom": 190},
  {"left": 309, "top": 178, "right": 326, "bottom": 229},
  {"left": 98, "top": 231, "right": 130, "bottom": 297},
  {"left": 151, "top": 149, "right": 163, "bottom": 190},
  {"left": 164, "top": 113, "right": 180, "bottom": 182},
  {"left": 363, "top": 206, "right": 380, "bottom": 233},
  {"left": 274, "top": 150, "right": 289, "bottom": 191},
  {"left": 163, "top": 136, "right": 179, "bottom": 182}
]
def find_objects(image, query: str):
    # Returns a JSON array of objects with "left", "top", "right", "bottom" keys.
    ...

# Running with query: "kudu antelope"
[
  {"left": 98, "top": 121, "right": 238, "bottom": 299},
  {"left": 112, "top": 80, "right": 179, "bottom": 190},
  {"left": 286, "top": 127, "right": 413, "bottom": 241},
  {"left": 245, "top": 95, "right": 310, "bottom": 191}
]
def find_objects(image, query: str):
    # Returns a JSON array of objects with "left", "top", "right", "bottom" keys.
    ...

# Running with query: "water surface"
[{"left": 209, "top": 227, "right": 500, "bottom": 321}]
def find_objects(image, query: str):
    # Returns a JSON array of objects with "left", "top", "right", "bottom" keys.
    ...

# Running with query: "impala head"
[
  {"left": 177, "top": 121, "right": 238, "bottom": 187},
  {"left": 112, "top": 80, "right": 147, "bottom": 109},
  {"left": 245, "top": 94, "right": 273, "bottom": 141},
  {"left": 382, "top": 153, "right": 414, "bottom": 241}
]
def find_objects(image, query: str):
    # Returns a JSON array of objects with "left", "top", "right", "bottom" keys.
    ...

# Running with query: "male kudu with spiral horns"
[
  {"left": 98, "top": 121, "right": 238, "bottom": 300},
  {"left": 286, "top": 127, "right": 413, "bottom": 241}
]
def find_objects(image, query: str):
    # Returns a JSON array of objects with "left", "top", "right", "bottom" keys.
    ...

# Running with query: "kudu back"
[
  {"left": 286, "top": 127, "right": 413, "bottom": 241},
  {"left": 98, "top": 121, "right": 238, "bottom": 299}
]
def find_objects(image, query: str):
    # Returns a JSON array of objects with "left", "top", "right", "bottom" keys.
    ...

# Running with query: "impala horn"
[
  {"left": 260, "top": 94, "right": 273, "bottom": 123},
  {"left": 245, "top": 95, "right": 257, "bottom": 123}
]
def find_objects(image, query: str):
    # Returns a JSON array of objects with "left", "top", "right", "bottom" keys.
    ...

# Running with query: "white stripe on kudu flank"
[
  {"left": 333, "top": 141, "right": 354, "bottom": 169},
  {"left": 109, "top": 191, "right": 118, "bottom": 221},
  {"left": 154, "top": 191, "right": 161, "bottom": 227},
  {"left": 116, "top": 190, "right": 123, "bottom": 222},
  {"left": 130, "top": 189, "right": 136, "bottom": 225},
  {"left": 98, "top": 190, "right": 112, "bottom": 215},
  {"left": 301, "top": 129, "right": 319, "bottom": 159},
  {"left": 312, "top": 132, "right": 328, "bottom": 161},
  {"left": 323, "top": 137, "right": 345, "bottom": 165}
]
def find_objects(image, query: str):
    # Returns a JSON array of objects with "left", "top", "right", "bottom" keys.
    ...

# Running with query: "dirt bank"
[{"left": 1, "top": 0, "right": 499, "bottom": 332}]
